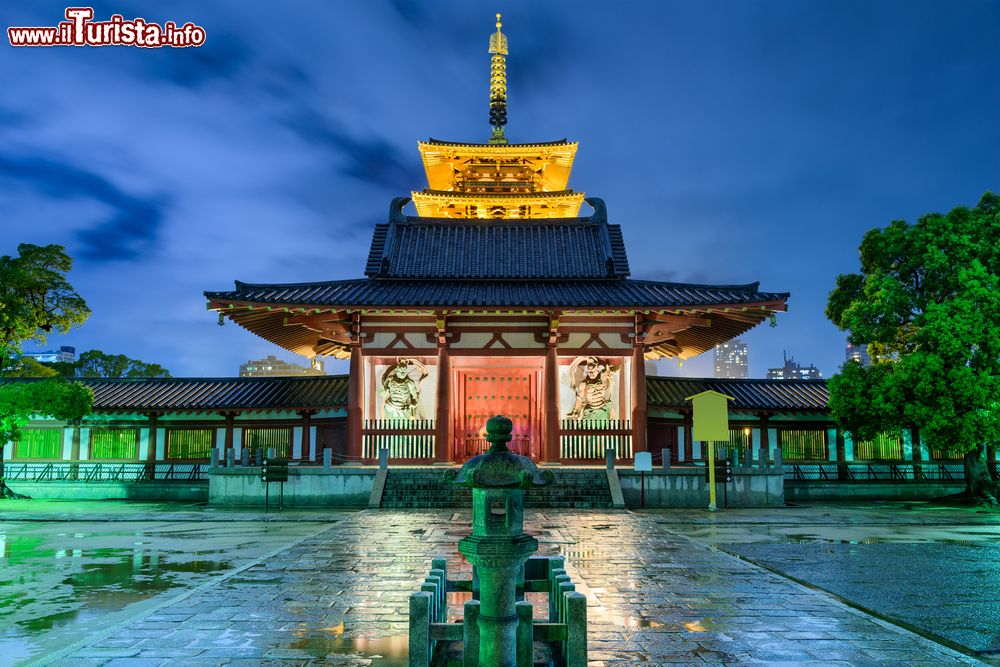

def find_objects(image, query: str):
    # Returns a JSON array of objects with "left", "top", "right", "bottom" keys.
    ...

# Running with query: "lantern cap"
[{"left": 445, "top": 415, "right": 554, "bottom": 488}]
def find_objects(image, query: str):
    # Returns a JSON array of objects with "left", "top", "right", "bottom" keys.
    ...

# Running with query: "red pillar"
[
  {"left": 346, "top": 344, "right": 363, "bottom": 463},
  {"left": 434, "top": 346, "right": 453, "bottom": 463},
  {"left": 836, "top": 427, "right": 848, "bottom": 480},
  {"left": 222, "top": 412, "right": 235, "bottom": 456},
  {"left": 759, "top": 414, "right": 771, "bottom": 464},
  {"left": 631, "top": 346, "right": 648, "bottom": 455},
  {"left": 683, "top": 411, "right": 693, "bottom": 461},
  {"left": 299, "top": 411, "right": 312, "bottom": 461},
  {"left": 543, "top": 345, "right": 560, "bottom": 463},
  {"left": 145, "top": 414, "right": 158, "bottom": 479}
]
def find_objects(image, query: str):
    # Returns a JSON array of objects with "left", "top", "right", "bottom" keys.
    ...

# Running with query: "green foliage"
[
  {"left": 70, "top": 349, "right": 171, "bottom": 378},
  {"left": 0, "top": 379, "right": 93, "bottom": 446},
  {"left": 0, "top": 244, "right": 90, "bottom": 374},
  {"left": 826, "top": 193, "right": 1000, "bottom": 459},
  {"left": 2, "top": 357, "right": 59, "bottom": 379}
]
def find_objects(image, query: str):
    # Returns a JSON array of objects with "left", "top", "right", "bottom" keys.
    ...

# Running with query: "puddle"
[
  {"left": 0, "top": 520, "right": 321, "bottom": 664},
  {"left": 668, "top": 523, "right": 1000, "bottom": 546},
  {"left": 288, "top": 625, "right": 407, "bottom": 665}
]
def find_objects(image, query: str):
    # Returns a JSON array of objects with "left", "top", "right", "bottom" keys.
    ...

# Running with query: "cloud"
[
  {"left": 282, "top": 105, "right": 424, "bottom": 193},
  {"left": 0, "top": 153, "right": 167, "bottom": 262},
  {"left": 141, "top": 31, "right": 251, "bottom": 88}
]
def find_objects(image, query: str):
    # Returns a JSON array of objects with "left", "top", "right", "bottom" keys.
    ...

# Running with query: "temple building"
[{"left": 204, "top": 15, "right": 789, "bottom": 465}]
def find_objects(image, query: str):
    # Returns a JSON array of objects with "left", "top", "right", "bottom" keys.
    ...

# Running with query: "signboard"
[
  {"left": 704, "top": 459, "right": 733, "bottom": 483},
  {"left": 262, "top": 458, "right": 288, "bottom": 483},
  {"left": 684, "top": 390, "right": 734, "bottom": 442},
  {"left": 633, "top": 451, "right": 652, "bottom": 472}
]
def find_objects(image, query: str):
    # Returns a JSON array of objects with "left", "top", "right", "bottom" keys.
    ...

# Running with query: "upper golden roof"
[{"left": 410, "top": 15, "right": 584, "bottom": 220}]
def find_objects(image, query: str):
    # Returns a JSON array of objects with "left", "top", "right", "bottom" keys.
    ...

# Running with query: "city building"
[
  {"left": 204, "top": 16, "right": 789, "bottom": 464},
  {"left": 767, "top": 352, "right": 822, "bottom": 380},
  {"left": 240, "top": 355, "right": 325, "bottom": 377},
  {"left": 846, "top": 342, "right": 872, "bottom": 366},
  {"left": 20, "top": 346, "right": 76, "bottom": 363},
  {"left": 713, "top": 339, "right": 748, "bottom": 379}
]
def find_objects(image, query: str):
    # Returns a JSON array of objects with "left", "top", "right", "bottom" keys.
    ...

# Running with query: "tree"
[
  {"left": 4, "top": 357, "right": 59, "bottom": 378},
  {"left": 0, "top": 244, "right": 93, "bottom": 498},
  {"left": 826, "top": 193, "right": 1000, "bottom": 503},
  {"left": 0, "top": 379, "right": 93, "bottom": 498},
  {"left": 0, "top": 244, "right": 90, "bottom": 373},
  {"left": 69, "top": 349, "right": 171, "bottom": 378}
]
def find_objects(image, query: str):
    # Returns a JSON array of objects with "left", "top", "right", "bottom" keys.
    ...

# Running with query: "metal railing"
[
  {"left": 2, "top": 461, "right": 209, "bottom": 482},
  {"left": 559, "top": 419, "right": 632, "bottom": 461},
  {"left": 362, "top": 418, "right": 435, "bottom": 460},
  {"left": 784, "top": 462, "right": 968, "bottom": 482}
]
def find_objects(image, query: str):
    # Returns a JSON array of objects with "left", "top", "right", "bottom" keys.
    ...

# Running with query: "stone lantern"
[{"left": 445, "top": 415, "right": 554, "bottom": 667}]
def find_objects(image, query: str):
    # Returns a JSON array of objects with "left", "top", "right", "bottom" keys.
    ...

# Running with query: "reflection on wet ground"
[
  {"left": 658, "top": 505, "right": 1000, "bottom": 661},
  {"left": 2, "top": 502, "right": 993, "bottom": 665},
  {"left": 0, "top": 519, "right": 326, "bottom": 665},
  {"left": 662, "top": 522, "right": 1000, "bottom": 545}
]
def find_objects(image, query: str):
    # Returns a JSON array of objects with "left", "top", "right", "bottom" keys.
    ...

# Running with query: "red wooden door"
[{"left": 456, "top": 369, "right": 539, "bottom": 460}]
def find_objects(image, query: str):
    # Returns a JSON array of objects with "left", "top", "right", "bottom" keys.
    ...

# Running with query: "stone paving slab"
[
  {"left": 723, "top": 542, "right": 1000, "bottom": 656},
  {"left": 35, "top": 510, "right": 980, "bottom": 666}
]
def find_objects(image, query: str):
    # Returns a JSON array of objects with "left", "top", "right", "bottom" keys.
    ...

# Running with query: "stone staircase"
[{"left": 378, "top": 467, "right": 614, "bottom": 509}]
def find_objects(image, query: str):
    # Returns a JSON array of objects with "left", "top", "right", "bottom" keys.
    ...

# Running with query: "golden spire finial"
[{"left": 488, "top": 12, "right": 508, "bottom": 144}]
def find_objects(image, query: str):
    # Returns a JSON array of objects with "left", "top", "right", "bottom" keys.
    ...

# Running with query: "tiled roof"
[
  {"left": 364, "top": 218, "right": 629, "bottom": 279},
  {"left": 424, "top": 138, "right": 572, "bottom": 147},
  {"left": 3, "top": 376, "right": 349, "bottom": 413},
  {"left": 646, "top": 377, "right": 830, "bottom": 412},
  {"left": 207, "top": 279, "right": 786, "bottom": 309},
  {"left": 8, "top": 376, "right": 827, "bottom": 415}
]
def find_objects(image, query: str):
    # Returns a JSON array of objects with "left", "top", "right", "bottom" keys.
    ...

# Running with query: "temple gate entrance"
[{"left": 455, "top": 367, "right": 541, "bottom": 461}]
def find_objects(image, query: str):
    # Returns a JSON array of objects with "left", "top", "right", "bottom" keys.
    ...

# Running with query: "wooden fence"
[
  {"left": 362, "top": 419, "right": 435, "bottom": 460},
  {"left": 559, "top": 419, "right": 632, "bottom": 461}
]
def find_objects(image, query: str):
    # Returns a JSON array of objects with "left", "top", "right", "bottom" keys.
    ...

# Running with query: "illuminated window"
[
  {"left": 243, "top": 427, "right": 291, "bottom": 458},
  {"left": 90, "top": 429, "right": 139, "bottom": 459},
  {"left": 716, "top": 428, "right": 752, "bottom": 458},
  {"left": 167, "top": 429, "right": 214, "bottom": 459},
  {"left": 854, "top": 432, "right": 903, "bottom": 460},
  {"left": 14, "top": 429, "right": 62, "bottom": 459},
  {"left": 779, "top": 430, "right": 827, "bottom": 460}
]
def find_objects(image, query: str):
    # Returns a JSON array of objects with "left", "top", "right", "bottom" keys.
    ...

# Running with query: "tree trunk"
[
  {"left": 0, "top": 443, "right": 30, "bottom": 499},
  {"left": 963, "top": 444, "right": 998, "bottom": 503}
]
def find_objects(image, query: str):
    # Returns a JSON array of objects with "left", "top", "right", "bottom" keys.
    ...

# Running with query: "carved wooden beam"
[
  {"left": 650, "top": 312, "right": 711, "bottom": 327},
  {"left": 282, "top": 313, "right": 352, "bottom": 344}
]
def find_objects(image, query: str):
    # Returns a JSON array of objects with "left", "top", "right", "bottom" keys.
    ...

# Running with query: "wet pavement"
[
  {"left": 0, "top": 501, "right": 985, "bottom": 666},
  {"left": 0, "top": 509, "right": 337, "bottom": 665},
  {"left": 657, "top": 504, "right": 1000, "bottom": 661}
]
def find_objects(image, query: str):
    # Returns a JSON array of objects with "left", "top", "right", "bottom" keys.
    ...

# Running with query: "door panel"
[{"left": 456, "top": 368, "right": 539, "bottom": 460}]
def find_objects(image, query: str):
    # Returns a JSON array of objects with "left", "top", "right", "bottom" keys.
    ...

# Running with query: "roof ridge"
[
  {"left": 647, "top": 376, "right": 827, "bottom": 384},
  {"left": 73, "top": 375, "right": 347, "bottom": 383}
]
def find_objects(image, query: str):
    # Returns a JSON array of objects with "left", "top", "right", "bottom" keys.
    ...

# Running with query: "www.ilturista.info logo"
[{"left": 8, "top": 8, "right": 206, "bottom": 48}]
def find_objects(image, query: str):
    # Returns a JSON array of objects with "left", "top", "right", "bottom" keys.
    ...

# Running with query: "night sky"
[{"left": 3, "top": 1, "right": 998, "bottom": 379}]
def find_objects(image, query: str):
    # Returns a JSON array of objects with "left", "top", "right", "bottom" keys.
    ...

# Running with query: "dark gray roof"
[
  {"left": 647, "top": 377, "right": 830, "bottom": 413},
  {"left": 207, "top": 279, "right": 787, "bottom": 309},
  {"left": 9, "top": 376, "right": 826, "bottom": 415},
  {"left": 7, "top": 376, "right": 349, "bottom": 413},
  {"left": 364, "top": 218, "right": 629, "bottom": 279}
]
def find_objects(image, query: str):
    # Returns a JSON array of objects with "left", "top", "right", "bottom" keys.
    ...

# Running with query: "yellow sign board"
[{"left": 685, "top": 390, "right": 734, "bottom": 442}]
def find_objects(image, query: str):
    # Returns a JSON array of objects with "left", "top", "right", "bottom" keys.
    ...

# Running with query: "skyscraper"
[
  {"left": 846, "top": 342, "right": 871, "bottom": 366},
  {"left": 240, "top": 355, "right": 325, "bottom": 377},
  {"left": 767, "top": 352, "right": 822, "bottom": 380},
  {"left": 714, "top": 339, "right": 748, "bottom": 379}
]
